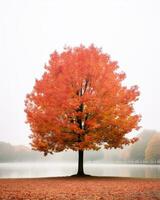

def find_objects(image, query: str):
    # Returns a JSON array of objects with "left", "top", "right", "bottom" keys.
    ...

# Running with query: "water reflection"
[{"left": 0, "top": 163, "right": 159, "bottom": 178}]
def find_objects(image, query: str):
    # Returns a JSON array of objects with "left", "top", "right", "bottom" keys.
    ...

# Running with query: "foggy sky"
[{"left": 0, "top": 0, "right": 160, "bottom": 145}]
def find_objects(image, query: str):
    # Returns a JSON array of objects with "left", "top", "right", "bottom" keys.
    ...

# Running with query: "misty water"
[{"left": 0, "top": 162, "right": 159, "bottom": 178}]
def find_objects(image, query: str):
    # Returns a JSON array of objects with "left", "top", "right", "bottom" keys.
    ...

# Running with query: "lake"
[{"left": 0, "top": 162, "right": 159, "bottom": 178}]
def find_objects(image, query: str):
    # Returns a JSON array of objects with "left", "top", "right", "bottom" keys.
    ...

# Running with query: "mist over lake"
[
  {"left": 0, "top": 131, "right": 160, "bottom": 179},
  {"left": 0, "top": 162, "right": 159, "bottom": 179}
]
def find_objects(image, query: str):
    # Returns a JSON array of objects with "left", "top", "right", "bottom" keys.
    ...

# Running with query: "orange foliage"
[{"left": 25, "top": 45, "right": 141, "bottom": 154}]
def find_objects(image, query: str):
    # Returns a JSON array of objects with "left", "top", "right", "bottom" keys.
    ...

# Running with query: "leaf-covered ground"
[{"left": 0, "top": 177, "right": 160, "bottom": 200}]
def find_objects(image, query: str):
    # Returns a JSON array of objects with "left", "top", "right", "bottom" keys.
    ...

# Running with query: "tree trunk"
[{"left": 77, "top": 150, "right": 85, "bottom": 176}]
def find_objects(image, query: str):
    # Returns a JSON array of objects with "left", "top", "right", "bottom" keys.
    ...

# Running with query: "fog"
[
  {"left": 0, "top": 0, "right": 160, "bottom": 145},
  {"left": 0, "top": 163, "right": 160, "bottom": 178}
]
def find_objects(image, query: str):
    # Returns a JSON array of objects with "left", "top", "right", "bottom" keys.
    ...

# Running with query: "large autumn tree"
[{"left": 25, "top": 45, "right": 140, "bottom": 176}]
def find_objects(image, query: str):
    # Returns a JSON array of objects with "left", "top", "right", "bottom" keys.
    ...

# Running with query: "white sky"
[{"left": 0, "top": 0, "right": 160, "bottom": 145}]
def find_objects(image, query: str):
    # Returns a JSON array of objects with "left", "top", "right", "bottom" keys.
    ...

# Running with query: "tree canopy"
[{"left": 25, "top": 45, "right": 140, "bottom": 155}]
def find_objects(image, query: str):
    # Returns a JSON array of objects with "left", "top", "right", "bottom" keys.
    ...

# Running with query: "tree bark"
[{"left": 77, "top": 150, "right": 85, "bottom": 176}]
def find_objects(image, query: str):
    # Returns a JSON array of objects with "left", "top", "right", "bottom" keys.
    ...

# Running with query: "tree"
[
  {"left": 129, "top": 130, "right": 157, "bottom": 161},
  {"left": 145, "top": 134, "right": 160, "bottom": 163},
  {"left": 25, "top": 45, "right": 140, "bottom": 176},
  {"left": 0, "top": 142, "right": 15, "bottom": 162}
]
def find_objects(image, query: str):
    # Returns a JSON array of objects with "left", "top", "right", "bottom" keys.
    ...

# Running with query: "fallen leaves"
[{"left": 0, "top": 177, "right": 159, "bottom": 200}]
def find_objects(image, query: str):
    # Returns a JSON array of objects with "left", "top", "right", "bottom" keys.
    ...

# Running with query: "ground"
[{"left": 0, "top": 177, "right": 160, "bottom": 200}]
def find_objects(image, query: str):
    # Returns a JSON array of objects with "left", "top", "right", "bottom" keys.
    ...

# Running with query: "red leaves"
[{"left": 25, "top": 44, "right": 141, "bottom": 154}]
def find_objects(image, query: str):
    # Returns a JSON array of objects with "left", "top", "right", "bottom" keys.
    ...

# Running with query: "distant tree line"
[
  {"left": 0, "top": 129, "right": 159, "bottom": 163},
  {"left": 0, "top": 142, "right": 103, "bottom": 162},
  {"left": 0, "top": 142, "right": 44, "bottom": 162},
  {"left": 129, "top": 130, "right": 160, "bottom": 163},
  {"left": 105, "top": 130, "right": 160, "bottom": 164}
]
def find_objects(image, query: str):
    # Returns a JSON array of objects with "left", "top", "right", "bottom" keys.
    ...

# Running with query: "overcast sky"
[{"left": 0, "top": 0, "right": 160, "bottom": 145}]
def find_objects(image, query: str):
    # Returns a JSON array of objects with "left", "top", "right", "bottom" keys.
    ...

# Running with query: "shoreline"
[{"left": 0, "top": 175, "right": 160, "bottom": 180}]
